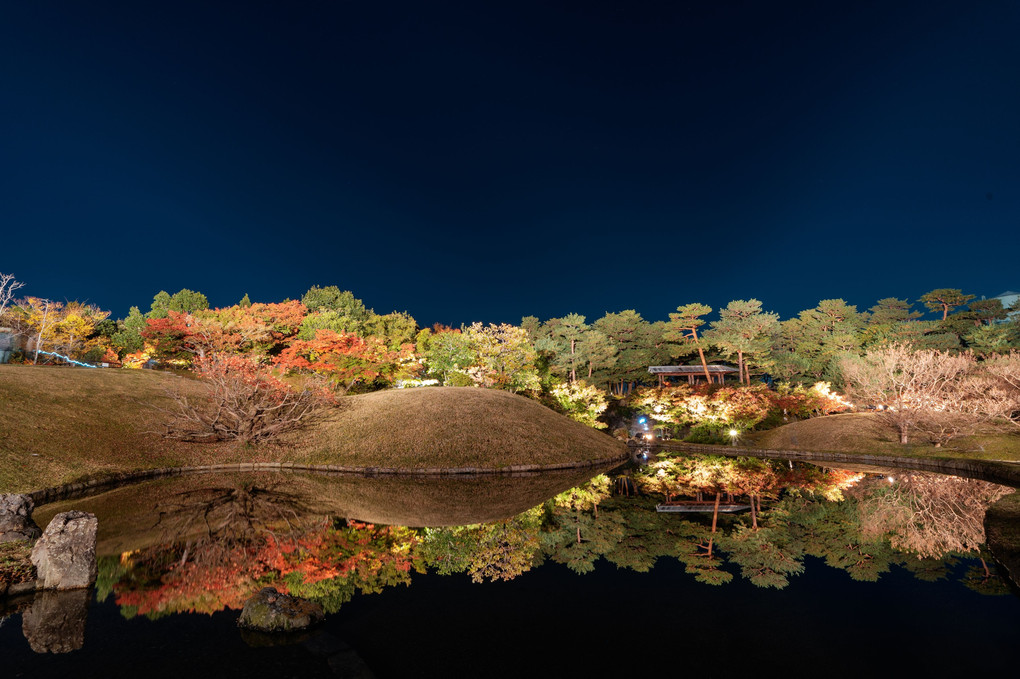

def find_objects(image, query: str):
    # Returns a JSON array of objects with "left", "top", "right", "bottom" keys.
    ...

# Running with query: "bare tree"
[
  {"left": 156, "top": 354, "right": 333, "bottom": 443},
  {"left": 839, "top": 344, "right": 975, "bottom": 444},
  {"left": 977, "top": 352, "right": 1020, "bottom": 429},
  {"left": 0, "top": 272, "right": 25, "bottom": 321}
]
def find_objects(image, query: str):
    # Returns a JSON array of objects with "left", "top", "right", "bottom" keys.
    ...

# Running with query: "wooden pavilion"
[{"left": 648, "top": 364, "right": 739, "bottom": 386}]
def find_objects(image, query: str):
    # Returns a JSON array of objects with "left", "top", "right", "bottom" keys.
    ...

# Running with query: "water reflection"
[{"left": 19, "top": 457, "right": 1018, "bottom": 633}]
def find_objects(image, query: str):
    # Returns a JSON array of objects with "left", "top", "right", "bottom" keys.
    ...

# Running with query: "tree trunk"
[
  {"left": 33, "top": 302, "right": 50, "bottom": 364},
  {"left": 570, "top": 338, "right": 576, "bottom": 383},
  {"left": 693, "top": 329, "right": 712, "bottom": 382},
  {"left": 750, "top": 494, "right": 758, "bottom": 530}
]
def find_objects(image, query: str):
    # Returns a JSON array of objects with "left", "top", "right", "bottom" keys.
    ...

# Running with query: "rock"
[
  {"left": 0, "top": 494, "right": 42, "bottom": 543},
  {"left": 30, "top": 511, "right": 98, "bottom": 590},
  {"left": 21, "top": 588, "right": 91, "bottom": 654},
  {"left": 237, "top": 587, "right": 324, "bottom": 632}
]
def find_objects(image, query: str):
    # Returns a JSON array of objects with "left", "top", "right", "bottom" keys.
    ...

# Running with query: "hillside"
[
  {"left": 746, "top": 411, "right": 1020, "bottom": 461},
  {"left": 0, "top": 366, "right": 627, "bottom": 493}
]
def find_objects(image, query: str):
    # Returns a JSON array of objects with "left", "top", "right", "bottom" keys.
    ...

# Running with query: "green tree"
[
  {"left": 919, "top": 288, "right": 975, "bottom": 321},
  {"left": 421, "top": 329, "right": 476, "bottom": 385},
  {"left": 774, "top": 299, "right": 864, "bottom": 381},
  {"left": 703, "top": 299, "right": 779, "bottom": 385},
  {"left": 111, "top": 306, "right": 147, "bottom": 355},
  {"left": 593, "top": 310, "right": 661, "bottom": 394},
  {"left": 148, "top": 289, "right": 209, "bottom": 319},
  {"left": 300, "top": 285, "right": 371, "bottom": 319},
  {"left": 463, "top": 322, "right": 540, "bottom": 393},
  {"left": 362, "top": 311, "right": 419, "bottom": 349},
  {"left": 663, "top": 302, "right": 713, "bottom": 382},
  {"left": 535, "top": 313, "right": 590, "bottom": 383}
]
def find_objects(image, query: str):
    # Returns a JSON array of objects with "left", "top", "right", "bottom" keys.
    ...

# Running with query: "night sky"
[{"left": 2, "top": 1, "right": 1018, "bottom": 327}]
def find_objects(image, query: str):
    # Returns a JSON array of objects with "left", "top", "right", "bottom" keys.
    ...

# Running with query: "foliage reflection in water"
[{"left": 25, "top": 455, "right": 1016, "bottom": 626}]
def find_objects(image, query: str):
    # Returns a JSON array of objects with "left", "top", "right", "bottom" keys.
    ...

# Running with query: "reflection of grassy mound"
[
  {"left": 34, "top": 468, "right": 620, "bottom": 554},
  {"left": 747, "top": 412, "right": 1020, "bottom": 461},
  {"left": 0, "top": 367, "right": 626, "bottom": 492}
]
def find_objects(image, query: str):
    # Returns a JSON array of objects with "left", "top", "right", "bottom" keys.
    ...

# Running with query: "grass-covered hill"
[
  {"left": 0, "top": 366, "right": 627, "bottom": 493},
  {"left": 746, "top": 412, "right": 1020, "bottom": 462}
]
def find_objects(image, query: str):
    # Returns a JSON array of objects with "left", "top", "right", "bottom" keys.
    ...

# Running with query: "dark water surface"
[{"left": 4, "top": 457, "right": 1019, "bottom": 678}]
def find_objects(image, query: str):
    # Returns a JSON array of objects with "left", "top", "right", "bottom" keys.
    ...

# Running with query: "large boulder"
[
  {"left": 0, "top": 494, "right": 42, "bottom": 542},
  {"left": 30, "top": 511, "right": 98, "bottom": 590},
  {"left": 238, "top": 587, "right": 324, "bottom": 632}
]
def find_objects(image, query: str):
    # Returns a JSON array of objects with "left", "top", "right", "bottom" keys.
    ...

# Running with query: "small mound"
[
  {"left": 749, "top": 412, "right": 1020, "bottom": 460},
  {"left": 749, "top": 412, "right": 898, "bottom": 453},
  {"left": 279, "top": 386, "right": 627, "bottom": 469}
]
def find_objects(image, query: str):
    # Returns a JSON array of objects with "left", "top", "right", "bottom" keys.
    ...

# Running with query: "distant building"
[
  {"left": 648, "top": 364, "right": 739, "bottom": 386},
  {"left": 0, "top": 327, "right": 21, "bottom": 364},
  {"left": 991, "top": 290, "right": 1020, "bottom": 321}
]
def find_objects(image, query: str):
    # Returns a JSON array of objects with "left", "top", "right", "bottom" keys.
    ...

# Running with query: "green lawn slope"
[{"left": 0, "top": 366, "right": 626, "bottom": 493}]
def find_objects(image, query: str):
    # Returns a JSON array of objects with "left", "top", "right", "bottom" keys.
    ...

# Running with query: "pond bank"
[{"left": 643, "top": 441, "right": 1020, "bottom": 487}]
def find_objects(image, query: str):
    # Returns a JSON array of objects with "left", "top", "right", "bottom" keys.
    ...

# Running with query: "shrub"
[{"left": 158, "top": 354, "right": 333, "bottom": 444}]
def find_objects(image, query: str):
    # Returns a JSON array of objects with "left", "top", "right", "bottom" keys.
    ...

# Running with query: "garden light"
[{"left": 729, "top": 429, "right": 738, "bottom": 446}]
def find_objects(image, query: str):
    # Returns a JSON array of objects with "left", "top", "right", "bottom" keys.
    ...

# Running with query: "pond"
[{"left": 3, "top": 454, "right": 1019, "bottom": 678}]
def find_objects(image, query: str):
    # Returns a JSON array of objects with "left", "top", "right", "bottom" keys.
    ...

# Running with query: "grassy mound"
[
  {"left": 0, "top": 366, "right": 626, "bottom": 493},
  {"left": 275, "top": 386, "right": 625, "bottom": 469},
  {"left": 746, "top": 412, "right": 1020, "bottom": 462}
]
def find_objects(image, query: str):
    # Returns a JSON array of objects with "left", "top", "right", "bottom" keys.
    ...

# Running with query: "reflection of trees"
[
  {"left": 853, "top": 474, "right": 1011, "bottom": 559},
  {"left": 114, "top": 481, "right": 320, "bottom": 617},
  {"left": 98, "top": 464, "right": 1013, "bottom": 615},
  {"left": 772, "top": 495, "right": 896, "bottom": 582},
  {"left": 540, "top": 475, "right": 627, "bottom": 575},
  {"left": 280, "top": 520, "right": 419, "bottom": 613},
  {"left": 419, "top": 508, "right": 542, "bottom": 583}
]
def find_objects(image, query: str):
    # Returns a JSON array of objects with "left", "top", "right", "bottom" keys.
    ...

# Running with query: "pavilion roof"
[{"left": 648, "top": 365, "right": 738, "bottom": 374}]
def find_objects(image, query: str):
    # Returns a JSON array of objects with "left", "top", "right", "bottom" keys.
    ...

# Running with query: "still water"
[{"left": 3, "top": 454, "right": 1019, "bottom": 678}]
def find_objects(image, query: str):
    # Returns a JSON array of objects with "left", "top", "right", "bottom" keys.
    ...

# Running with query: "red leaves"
[{"left": 274, "top": 329, "right": 418, "bottom": 392}]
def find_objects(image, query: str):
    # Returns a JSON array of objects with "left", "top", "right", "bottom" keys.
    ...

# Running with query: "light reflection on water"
[{"left": 4, "top": 455, "right": 1019, "bottom": 677}]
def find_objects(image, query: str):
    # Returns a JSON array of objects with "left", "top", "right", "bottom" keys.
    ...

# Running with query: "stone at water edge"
[
  {"left": 238, "top": 587, "right": 325, "bottom": 632},
  {"left": 21, "top": 589, "right": 91, "bottom": 654},
  {"left": 0, "top": 494, "right": 42, "bottom": 542},
  {"left": 30, "top": 511, "right": 98, "bottom": 590}
]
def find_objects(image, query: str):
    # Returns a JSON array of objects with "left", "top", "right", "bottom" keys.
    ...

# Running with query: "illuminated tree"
[
  {"left": 419, "top": 327, "right": 475, "bottom": 385},
  {"left": 462, "top": 322, "right": 540, "bottom": 393},
  {"left": 663, "top": 302, "right": 713, "bottom": 382},
  {"left": 147, "top": 289, "right": 210, "bottom": 319},
  {"left": 111, "top": 306, "right": 147, "bottom": 355},
  {"left": 775, "top": 299, "right": 864, "bottom": 381},
  {"left": 275, "top": 329, "right": 419, "bottom": 393},
  {"left": 839, "top": 345, "right": 978, "bottom": 444},
  {"left": 593, "top": 310, "right": 664, "bottom": 394},
  {"left": 158, "top": 354, "right": 332, "bottom": 443},
  {"left": 0, "top": 271, "right": 24, "bottom": 321},
  {"left": 10, "top": 297, "right": 61, "bottom": 363},
  {"left": 50, "top": 302, "right": 111, "bottom": 360},
  {"left": 534, "top": 313, "right": 592, "bottom": 383},
  {"left": 361, "top": 311, "right": 419, "bottom": 349},
  {"left": 703, "top": 299, "right": 779, "bottom": 385},
  {"left": 918, "top": 288, "right": 975, "bottom": 321},
  {"left": 548, "top": 380, "right": 609, "bottom": 428}
]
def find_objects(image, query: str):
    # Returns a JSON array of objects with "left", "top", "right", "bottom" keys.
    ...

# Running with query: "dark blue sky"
[{"left": 2, "top": 1, "right": 1018, "bottom": 326}]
